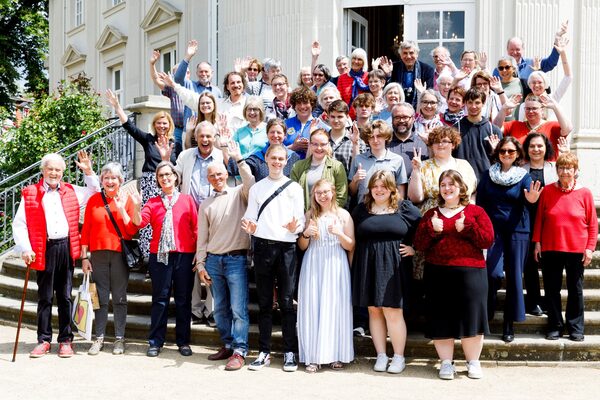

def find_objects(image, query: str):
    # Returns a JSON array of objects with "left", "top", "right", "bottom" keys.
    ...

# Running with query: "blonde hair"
[{"left": 151, "top": 111, "right": 174, "bottom": 140}]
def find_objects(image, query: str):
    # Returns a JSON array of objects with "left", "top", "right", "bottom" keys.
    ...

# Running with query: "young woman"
[{"left": 297, "top": 180, "right": 355, "bottom": 372}]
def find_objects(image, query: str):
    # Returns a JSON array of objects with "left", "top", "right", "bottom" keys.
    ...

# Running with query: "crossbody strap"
[
  {"left": 257, "top": 180, "right": 293, "bottom": 221},
  {"left": 100, "top": 191, "right": 124, "bottom": 240}
]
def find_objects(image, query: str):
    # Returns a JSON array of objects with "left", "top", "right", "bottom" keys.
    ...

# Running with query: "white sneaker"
[
  {"left": 373, "top": 353, "right": 388, "bottom": 372},
  {"left": 387, "top": 355, "right": 406, "bottom": 374},
  {"left": 467, "top": 360, "right": 483, "bottom": 379},
  {"left": 439, "top": 359, "right": 455, "bottom": 380},
  {"left": 282, "top": 352, "right": 298, "bottom": 372},
  {"left": 88, "top": 338, "right": 104, "bottom": 356},
  {"left": 248, "top": 352, "right": 271, "bottom": 371}
]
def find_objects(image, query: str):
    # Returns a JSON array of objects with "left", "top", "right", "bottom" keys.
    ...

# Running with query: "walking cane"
[{"left": 12, "top": 263, "right": 31, "bottom": 362}]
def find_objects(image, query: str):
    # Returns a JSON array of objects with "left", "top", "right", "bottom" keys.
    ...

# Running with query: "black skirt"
[{"left": 424, "top": 263, "right": 490, "bottom": 339}]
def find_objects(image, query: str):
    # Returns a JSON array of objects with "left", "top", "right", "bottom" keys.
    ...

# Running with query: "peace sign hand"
[{"left": 411, "top": 147, "right": 423, "bottom": 173}]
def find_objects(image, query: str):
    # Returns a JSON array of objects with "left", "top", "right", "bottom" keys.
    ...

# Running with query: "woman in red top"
[
  {"left": 336, "top": 47, "right": 369, "bottom": 120},
  {"left": 81, "top": 162, "right": 138, "bottom": 356},
  {"left": 414, "top": 170, "right": 494, "bottom": 380},
  {"left": 533, "top": 153, "right": 598, "bottom": 341},
  {"left": 134, "top": 161, "right": 198, "bottom": 357}
]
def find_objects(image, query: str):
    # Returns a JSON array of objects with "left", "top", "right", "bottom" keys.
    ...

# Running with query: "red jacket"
[
  {"left": 22, "top": 180, "right": 81, "bottom": 271},
  {"left": 337, "top": 72, "right": 369, "bottom": 120}
]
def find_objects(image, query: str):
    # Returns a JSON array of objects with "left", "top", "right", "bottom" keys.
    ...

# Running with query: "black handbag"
[{"left": 101, "top": 191, "right": 143, "bottom": 270}]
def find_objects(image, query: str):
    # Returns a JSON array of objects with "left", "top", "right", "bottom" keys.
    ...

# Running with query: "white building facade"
[{"left": 48, "top": 0, "right": 600, "bottom": 198}]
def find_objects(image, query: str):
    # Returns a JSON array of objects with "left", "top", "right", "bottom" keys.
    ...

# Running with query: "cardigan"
[{"left": 290, "top": 155, "right": 348, "bottom": 210}]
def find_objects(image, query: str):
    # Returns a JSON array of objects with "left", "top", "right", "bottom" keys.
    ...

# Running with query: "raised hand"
[
  {"left": 557, "top": 136, "right": 570, "bottom": 154},
  {"left": 371, "top": 57, "right": 381, "bottom": 71},
  {"left": 186, "top": 114, "right": 198, "bottom": 133},
  {"left": 129, "top": 190, "right": 142, "bottom": 208},
  {"left": 113, "top": 193, "right": 129, "bottom": 211},
  {"left": 532, "top": 56, "right": 542, "bottom": 71},
  {"left": 150, "top": 50, "right": 160, "bottom": 65},
  {"left": 75, "top": 150, "right": 93, "bottom": 176},
  {"left": 454, "top": 69, "right": 469, "bottom": 82},
  {"left": 539, "top": 93, "right": 557, "bottom": 110},
  {"left": 477, "top": 52, "right": 488, "bottom": 70},
  {"left": 524, "top": 180, "right": 543, "bottom": 203},
  {"left": 554, "top": 36, "right": 569, "bottom": 54},
  {"left": 233, "top": 57, "right": 243, "bottom": 73},
  {"left": 411, "top": 147, "right": 423, "bottom": 172},
  {"left": 157, "top": 71, "right": 176, "bottom": 88},
  {"left": 311, "top": 41, "right": 321, "bottom": 58},
  {"left": 241, "top": 218, "right": 257, "bottom": 234},
  {"left": 241, "top": 56, "right": 252, "bottom": 71},
  {"left": 555, "top": 20, "right": 568, "bottom": 40},
  {"left": 291, "top": 135, "right": 309, "bottom": 152},
  {"left": 353, "top": 162, "right": 366, "bottom": 182},
  {"left": 155, "top": 135, "right": 174, "bottom": 161},
  {"left": 414, "top": 78, "right": 426, "bottom": 94},
  {"left": 455, "top": 211, "right": 466, "bottom": 232},
  {"left": 185, "top": 39, "right": 198, "bottom": 60},
  {"left": 431, "top": 210, "right": 443, "bottom": 233},
  {"left": 399, "top": 244, "right": 415, "bottom": 257},
  {"left": 308, "top": 118, "right": 320, "bottom": 134},
  {"left": 504, "top": 94, "right": 522, "bottom": 110},
  {"left": 304, "top": 218, "right": 318, "bottom": 238},
  {"left": 379, "top": 56, "right": 393, "bottom": 75},
  {"left": 488, "top": 133, "right": 500, "bottom": 151},
  {"left": 105, "top": 89, "right": 120, "bottom": 109},
  {"left": 227, "top": 140, "right": 243, "bottom": 162},
  {"left": 490, "top": 76, "right": 503, "bottom": 94},
  {"left": 283, "top": 216, "right": 300, "bottom": 233}
]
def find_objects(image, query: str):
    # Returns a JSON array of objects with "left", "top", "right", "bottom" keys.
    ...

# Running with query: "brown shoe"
[
  {"left": 225, "top": 353, "right": 245, "bottom": 371},
  {"left": 208, "top": 346, "right": 233, "bottom": 361}
]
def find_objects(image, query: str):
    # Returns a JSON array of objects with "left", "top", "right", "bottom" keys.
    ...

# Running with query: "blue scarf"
[
  {"left": 349, "top": 69, "right": 369, "bottom": 103},
  {"left": 489, "top": 163, "right": 527, "bottom": 186}
]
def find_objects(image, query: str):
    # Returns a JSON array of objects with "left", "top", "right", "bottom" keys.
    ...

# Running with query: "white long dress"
[{"left": 298, "top": 214, "right": 354, "bottom": 365}]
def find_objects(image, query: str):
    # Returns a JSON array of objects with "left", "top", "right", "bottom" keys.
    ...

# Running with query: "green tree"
[
  {"left": 0, "top": 74, "right": 106, "bottom": 177},
  {"left": 0, "top": 0, "right": 49, "bottom": 110}
]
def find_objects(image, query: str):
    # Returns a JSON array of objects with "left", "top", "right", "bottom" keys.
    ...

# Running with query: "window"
[
  {"left": 111, "top": 66, "right": 123, "bottom": 106},
  {"left": 74, "top": 0, "right": 84, "bottom": 27},
  {"left": 346, "top": 10, "right": 368, "bottom": 54},
  {"left": 112, "top": 0, "right": 123, "bottom": 6},
  {"left": 160, "top": 46, "right": 177, "bottom": 73},
  {"left": 404, "top": 2, "right": 475, "bottom": 66}
]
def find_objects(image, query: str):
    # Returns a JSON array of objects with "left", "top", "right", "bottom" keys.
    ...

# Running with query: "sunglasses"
[
  {"left": 499, "top": 149, "right": 517, "bottom": 155},
  {"left": 497, "top": 66, "right": 512, "bottom": 71},
  {"left": 248, "top": 68, "right": 259, "bottom": 72}
]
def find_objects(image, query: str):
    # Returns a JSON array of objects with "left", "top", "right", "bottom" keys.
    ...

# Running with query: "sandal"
[
  {"left": 329, "top": 361, "right": 344, "bottom": 370},
  {"left": 305, "top": 363, "right": 320, "bottom": 373}
]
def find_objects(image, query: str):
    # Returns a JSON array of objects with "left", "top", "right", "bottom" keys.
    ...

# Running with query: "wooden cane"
[{"left": 12, "top": 264, "right": 31, "bottom": 362}]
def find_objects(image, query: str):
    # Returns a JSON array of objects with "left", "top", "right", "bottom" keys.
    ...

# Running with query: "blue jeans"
[{"left": 204, "top": 253, "right": 249, "bottom": 356}]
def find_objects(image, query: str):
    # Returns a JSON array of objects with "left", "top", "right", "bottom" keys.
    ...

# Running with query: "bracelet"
[
  {"left": 302, "top": 233, "right": 311, "bottom": 239},
  {"left": 236, "top": 158, "right": 245, "bottom": 164},
  {"left": 496, "top": 91, "right": 505, "bottom": 95}
]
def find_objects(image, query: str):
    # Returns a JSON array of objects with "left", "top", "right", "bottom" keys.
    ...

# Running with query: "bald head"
[{"left": 506, "top": 37, "right": 524, "bottom": 63}]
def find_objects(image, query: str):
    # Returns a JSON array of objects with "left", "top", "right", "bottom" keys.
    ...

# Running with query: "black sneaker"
[
  {"left": 283, "top": 352, "right": 298, "bottom": 372},
  {"left": 248, "top": 351, "right": 270, "bottom": 371}
]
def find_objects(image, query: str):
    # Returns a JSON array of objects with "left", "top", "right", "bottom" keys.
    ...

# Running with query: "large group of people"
[{"left": 13, "top": 19, "right": 598, "bottom": 380}]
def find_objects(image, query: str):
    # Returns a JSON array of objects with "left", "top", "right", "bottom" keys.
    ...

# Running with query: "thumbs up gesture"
[
  {"left": 353, "top": 162, "right": 366, "bottom": 183},
  {"left": 455, "top": 211, "right": 466, "bottom": 233},
  {"left": 432, "top": 210, "right": 443, "bottom": 233},
  {"left": 327, "top": 217, "right": 342, "bottom": 236},
  {"left": 304, "top": 218, "right": 319, "bottom": 239}
]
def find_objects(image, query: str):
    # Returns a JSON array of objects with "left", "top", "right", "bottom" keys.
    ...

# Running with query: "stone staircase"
[{"left": 1, "top": 209, "right": 600, "bottom": 362}]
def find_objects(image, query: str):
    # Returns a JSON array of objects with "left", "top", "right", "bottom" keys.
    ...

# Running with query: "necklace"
[
  {"left": 526, "top": 120, "right": 545, "bottom": 132},
  {"left": 442, "top": 204, "right": 462, "bottom": 210},
  {"left": 370, "top": 204, "right": 393, "bottom": 214},
  {"left": 557, "top": 179, "right": 576, "bottom": 193}
]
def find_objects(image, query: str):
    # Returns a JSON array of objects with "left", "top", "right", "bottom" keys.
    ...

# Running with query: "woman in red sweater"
[
  {"left": 81, "top": 162, "right": 138, "bottom": 356},
  {"left": 414, "top": 170, "right": 494, "bottom": 380},
  {"left": 533, "top": 153, "right": 598, "bottom": 341},
  {"left": 134, "top": 161, "right": 198, "bottom": 357},
  {"left": 336, "top": 47, "right": 369, "bottom": 120}
]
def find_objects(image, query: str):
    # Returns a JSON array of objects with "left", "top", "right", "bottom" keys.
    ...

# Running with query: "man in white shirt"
[{"left": 12, "top": 151, "right": 99, "bottom": 358}]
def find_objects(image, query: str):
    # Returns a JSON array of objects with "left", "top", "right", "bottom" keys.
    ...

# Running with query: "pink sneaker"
[
  {"left": 30, "top": 341, "right": 51, "bottom": 358},
  {"left": 58, "top": 341, "right": 74, "bottom": 358}
]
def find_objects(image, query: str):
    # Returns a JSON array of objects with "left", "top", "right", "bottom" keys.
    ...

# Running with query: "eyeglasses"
[
  {"left": 433, "top": 140, "right": 453, "bottom": 145},
  {"left": 557, "top": 166, "right": 575, "bottom": 171},
  {"left": 272, "top": 82, "right": 287, "bottom": 87},
  {"left": 246, "top": 108, "right": 260, "bottom": 113},
  {"left": 393, "top": 115, "right": 413, "bottom": 121},
  {"left": 499, "top": 149, "right": 517, "bottom": 155},
  {"left": 315, "top": 189, "right": 332, "bottom": 196},
  {"left": 158, "top": 172, "right": 173, "bottom": 179},
  {"left": 310, "top": 142, "right": 329, "bottom": 148},
  {"left": 421, "top": 100, "right": 437, "bottom": 106},
  {"left": 313, "top": 73, "right": 324, "bottom": 77},
  {"left": 525, "top": 107, "right": 542, "bottom": 112},
  {"left": 497, "top": 66, "right": 512, "bottom": 71},
  {"left": 475, "top": 82, "right": 490, "bottom": 87}
]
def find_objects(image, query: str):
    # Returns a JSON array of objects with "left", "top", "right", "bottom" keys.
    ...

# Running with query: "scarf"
[
  {"left": 442, "top": 109, "right": 465, "bottom": 126},
  {"left": 349, "top": 69, "right": 369, "bottom": 103},
  {"left": 157, "top": 190, "right": 180, "bottom": 265},
  {"left": 415, "top": 113, "right": 441, "bottom": 126},
  {"left": 273, "top": 96, "right": 291, "bottom": 120},
  {"left": 489, "top": 163, "right": 527, "bottom": 186}
]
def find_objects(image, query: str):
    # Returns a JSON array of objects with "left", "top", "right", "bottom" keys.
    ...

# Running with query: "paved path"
[{"left": 1, "top": 324, "right": 599, "bottom": 400}]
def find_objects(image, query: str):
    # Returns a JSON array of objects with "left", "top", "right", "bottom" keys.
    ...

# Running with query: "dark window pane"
[
  {"left": 442, "top": 11, "right": 465, "bottom": 39},
  {"left": 443, "top": 42, "right": 465, "bottom": 66},
  {"left": 417, "top": 11, "right": 440, "bottom": 40}
]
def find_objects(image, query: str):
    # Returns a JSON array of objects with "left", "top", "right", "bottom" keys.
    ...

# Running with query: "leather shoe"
[
  {"left": 178, "top": 345, "right": 193, "bottom": 356},
  {"left": 208, "top": 346, "right": 233, "bottom": 361},
  {"left": 545, "top": 331, "right": 561, "bottom": 340},
  {"left": 502, "top": 321, "right": 514, "bottom": 343},
  {"left": 147, "top": 346, "right": 161, "bottom": 357},
  {"left": 568, "top": 333, "right": 584, "bottom": 342},
  {"left": 225, "top": 353, "right": 245, "bottom": 371},
  {"left": 527, "top": 305, "right": 544, "bottom": 317},
  {"left": 191, "top": 314, "right": 204, "bottom": 325}
]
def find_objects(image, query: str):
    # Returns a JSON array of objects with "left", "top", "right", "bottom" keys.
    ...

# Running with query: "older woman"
[
  {"left": 298, "top": 66, "right": 313, "bottom": 89},
  {"left": 497, "top": 56, "right": 529, "bottom": 121},
  {"left": 352, "top": 171, "right": 421, "bottom": 373},
  {"left": 522, "top": 133, "right": 559, "bottom": 315},
  {"left": 291, "top": 129, "right": 348, "bottom": 210},
  {"left": 233, "top": 96, "right": 268, "bottom": 158},
  {"left": 414, "top": 89, "right": 444, "bottom": 142},
  {"left": 430, "top": 46, "right": 458, "bottom": 91},
  {"left": 268, "top": 74, "right": 293, "bottom": 121},
  {"left": 315, "top": 86, "right": 342, "bottom": 122},
  {"left": 133, "top": 161, "right": 198, "bottom": 357},
  {"left": 414, "top": 170, "right": 494, "bottom": 380},
  {"left": 452, "top": 50, "right": 481, "bottom": 89},
  {"left": 476, "top": 137, "right": 542, "bottom": 342},
  {"left": 374, "top": 82, "right": 405, "bottom": 125},
  {"left": 349, "top": 120, "right": 408, "bottom": 204},
  {"left": 298, "top": 179, "right": 355, "bottom": 372},
  {"left": 470, "top": 70, "right": 505, "bottom": 122},
  {"left": 368, "top": 69, "right": 388, "bottom": 114},
  {"left": 81, "top": 162, "right": 138, "bottom": 355},
  {"left": 228, "top": 118, "right": 300, "bottom": 181},
  {"left": 440, "top": 86, "right": 466, "bottom": 126},
  {"left": 337, "top": 47, "right": 370, "bottom": 119},
  {"left": 106, "top": 89, "right": 176, "bottom": 261},
  {"left": 435, "top": 72, "right": 454, "bottom": 112},
  {"left": 245, "top": 58, "right": 262, "bottom": 82},
  {"left": 310, "top": 64, "right": 335, "bottom": 97},
  {"left": 533, "top": 153, "right": 597, "bottom": 341}
]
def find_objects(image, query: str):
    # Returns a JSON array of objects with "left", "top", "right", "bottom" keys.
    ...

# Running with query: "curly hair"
[
  {"left": 427, "top": 125, "right": 461, "bottom": 147},
  {"left": 290, "top": 86, "right": 317, "bottom": 108},
  {"left": 360, "top": 119, "right": 392, "bottom": 144}
]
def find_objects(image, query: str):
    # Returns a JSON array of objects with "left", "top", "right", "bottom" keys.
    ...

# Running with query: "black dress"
[{"left": 351, "top": 200, "right": 421, "bottom": 308}]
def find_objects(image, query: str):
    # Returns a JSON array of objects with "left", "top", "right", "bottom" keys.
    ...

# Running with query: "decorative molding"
[
  {"left": 95, "top": 25, "right": 128, "bottom": 52},
  {"left": 66, "top": 24, "right": 85, "bottom": 37},
  {"left": 140, "top": 0, "right": 182, "bottom": 33},
  {"left": 60, "top": 44, "right": 86, "bottom": 68},
  {"left": 103, "top": 0, "right": 126, "bottom": 18}
]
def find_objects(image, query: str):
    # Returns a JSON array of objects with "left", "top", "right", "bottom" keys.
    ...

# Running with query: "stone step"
[
  {"left": 496, "top": 289, "right": 600, "bottom": 312},
  {"left": 2, "top": 296, "right": 599, "bottom": 361}
]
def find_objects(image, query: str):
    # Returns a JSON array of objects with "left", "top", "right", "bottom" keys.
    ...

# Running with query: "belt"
[
  {"left": 253, "top": 237, "right": 288, "bottom": 246},
  {"left": 209, "top": 249, "right": 247, "bottom": 257},
  {"left": 47, "top": 237, "right": 68, "bottom": 243}
]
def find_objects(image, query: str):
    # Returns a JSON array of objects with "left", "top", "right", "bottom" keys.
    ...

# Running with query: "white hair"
[
  {"left": 350, "top": 48, "right": 368, "bottom": 72},
  {"left": 100, "top": 162, "right": 125, "bottom": 184},
  {"left": 40, "top": 153, "right": 66, "bottom": 171}
]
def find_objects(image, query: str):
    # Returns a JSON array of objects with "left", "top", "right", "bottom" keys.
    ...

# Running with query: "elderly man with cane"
[{"left": 12, "top": 151, "right": 99, "bottom": 358}]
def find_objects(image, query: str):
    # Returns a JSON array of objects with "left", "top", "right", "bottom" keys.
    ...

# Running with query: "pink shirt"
[{"left": 138, "top": 193, "right": 198, "bottom": 254}]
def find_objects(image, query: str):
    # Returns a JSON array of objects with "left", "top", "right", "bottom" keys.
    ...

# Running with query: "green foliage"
[
  {"left": 0, "top": 0, "right": 49, "bottom": 109},
  {"left": 0, "top": 74, "right": 106, "bottom": 177}
]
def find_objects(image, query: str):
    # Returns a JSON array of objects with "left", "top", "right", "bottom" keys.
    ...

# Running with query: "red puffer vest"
[
  {"left": 22, "top": 180, "right": 81, "bottom": 270},
  {"left": 336, "top": 72, "right": 369, "bottom": 120}
]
